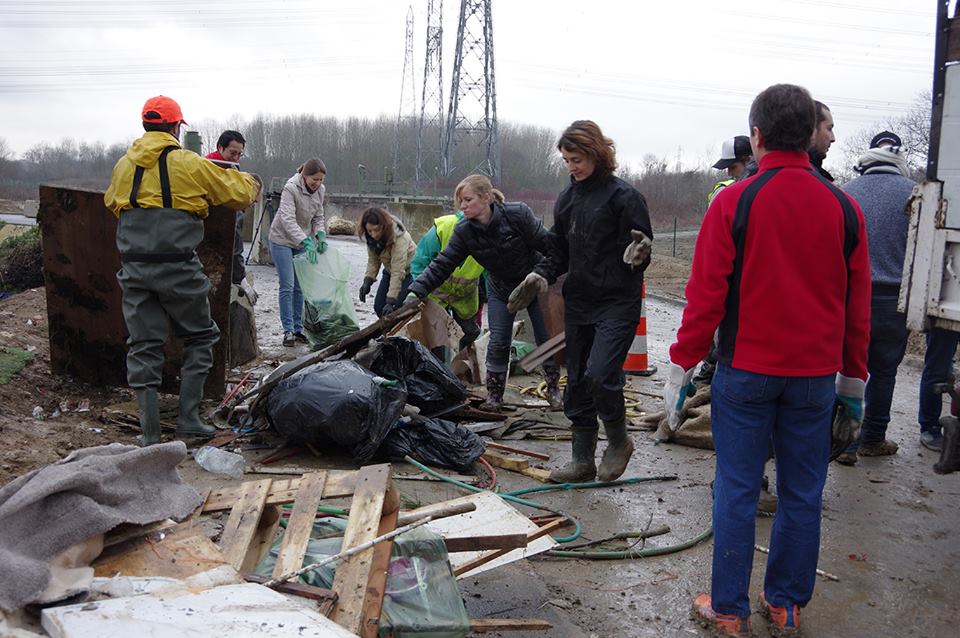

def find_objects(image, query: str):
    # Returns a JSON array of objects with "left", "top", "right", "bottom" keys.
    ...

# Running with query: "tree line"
[{"left": 0, "top": 91, "right": 934, "bottom": 232}]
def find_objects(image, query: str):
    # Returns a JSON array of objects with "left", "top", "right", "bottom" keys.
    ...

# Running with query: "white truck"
[{"left": 901, "top": 1, "right": 960, "bottom": 332}]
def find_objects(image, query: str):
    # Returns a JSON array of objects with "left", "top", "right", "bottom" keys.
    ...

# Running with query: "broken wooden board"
[
  {"left": 482, "top": 449, "right": 530, "bottom": 472},
  {"left": 470, "top": 618, "right": 553, "bottom": 632},
  {"left": 41, "top": 583, "right": 359, "bottom": 638},
  {"left": 519, "top": 466, "right": 553, "bottom": 483},
  {"left": 443, "top": 534, "right": 529, "bottom": 553},
  {"left": 453, "top": 519, "right": 565, "bottom": 577},
  {"left": 203, "top": 470, "right": 359, "bottom": 511},
  {"left": 410, "top": 491, "right": 558, "bottom": 578},
  {"left": 92, "top": 523, "right": 235, "bottom": 582},
  {"left": 358, "top": 507, "right": 398, "bottom": 638},
  {"left": 518, "top": 331, "right": 566, "bottom": 372},
  {"left": 271, "top": 472, "right": 328, "bottom": 579},
  {"left": 485, "top": 441, "right": 550, "bottom": 461},
  {"left": 219, "top": 478, "right": 272, "bottom": 570},
  {"left": 331, "top": 464, "right": 396, "bottom": 635}
]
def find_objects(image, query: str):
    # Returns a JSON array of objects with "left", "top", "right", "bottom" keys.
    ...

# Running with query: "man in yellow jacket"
[{"left": 104, "top": 95, "right": 260, "bottom": 446}]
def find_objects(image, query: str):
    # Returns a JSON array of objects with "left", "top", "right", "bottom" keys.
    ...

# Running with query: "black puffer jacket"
[
  {"left": 410, "top": 201, "right": 549, "bottom": 301},
  {"left": 535, "top": 173, "right": 652, "bottom": 323}
]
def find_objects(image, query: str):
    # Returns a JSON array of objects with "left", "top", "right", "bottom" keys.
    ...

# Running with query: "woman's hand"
[{"left": 301, "top": 236, "right": 318, "bottom": 264}]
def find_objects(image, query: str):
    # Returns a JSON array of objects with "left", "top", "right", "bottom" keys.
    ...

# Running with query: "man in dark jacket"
[
  {"left": 837, "top": 131, "right": 916, "bottom": 465},
  {"left": 669, "top": 84, "right": 870, "bottom": 636},
  {"left": 808, "top": 100, "right": 836, "bottom": 181}
]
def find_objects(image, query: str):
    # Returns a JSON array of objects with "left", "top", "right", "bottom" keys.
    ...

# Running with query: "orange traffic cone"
[{"left": 624, "top": 282, "right": 657, "bottom": 376}]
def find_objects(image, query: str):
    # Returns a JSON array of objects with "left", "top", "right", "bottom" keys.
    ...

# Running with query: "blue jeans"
[
  {"left": 270, "top": 241, "right": 304, "bottom": 334},
  {"left": 711, "top": 364, "right": 834, "bottom": 617},
  {"left": 373, "top": 271, "right": 412, "bottom": 318},
  {"left": 486, "top": 288, "right": 550, "bottom": 374},
  {"left": 918, "top": 327, "right": 960, "bottom": 434},
  {"left": 848, "top": 293, "right": 909, "bottom": 450}
]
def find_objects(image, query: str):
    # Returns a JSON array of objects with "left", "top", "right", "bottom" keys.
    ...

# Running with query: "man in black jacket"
[{"left": 808, "top": 100, "right": 836, "bottom": 181}]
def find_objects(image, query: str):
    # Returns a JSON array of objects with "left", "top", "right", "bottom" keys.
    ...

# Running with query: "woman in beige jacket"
[
  {"left": 356, "top": 206, "right": 416, "bottom": 317},
  {"left": 267, "top": 159, "right": 326, "bottom": 346}
]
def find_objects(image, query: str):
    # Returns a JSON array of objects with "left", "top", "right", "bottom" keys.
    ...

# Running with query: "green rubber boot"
[
  {"left": 135, "top": 388, "right": 161, "bottom": 447},
  {"left": 176, "top": 374, "right": 217, "bottom": 437},
  {"left": 549, "top": 425, "right": 598, "bottom": 483},
  {"left": 597, "top": 416, "right": 634, "bottom": 481}
]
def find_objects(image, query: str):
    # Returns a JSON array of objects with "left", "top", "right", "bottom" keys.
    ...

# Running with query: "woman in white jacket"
[{"left": 267, "top": 158, "right": 327, "bottom": 347}]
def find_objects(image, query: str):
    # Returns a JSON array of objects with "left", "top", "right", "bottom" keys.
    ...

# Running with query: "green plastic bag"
[
  {"left": 257, "top": 517, "right": 470, "bottom": 638},
  {"left": 294, "top": 247, "right": 360, "bottom": 349},
  {"left": 510, "top": 340, "right": 537, "bottom": 374}
]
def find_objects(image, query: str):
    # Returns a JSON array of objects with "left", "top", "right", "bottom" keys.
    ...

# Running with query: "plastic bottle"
[{"left": 194, "top": 446, "right": 245, "bottom": 479}]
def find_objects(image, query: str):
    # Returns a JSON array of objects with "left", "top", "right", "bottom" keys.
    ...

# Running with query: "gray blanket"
[{"left": 0, "top": 442, "right": 203, "bottom": 611}]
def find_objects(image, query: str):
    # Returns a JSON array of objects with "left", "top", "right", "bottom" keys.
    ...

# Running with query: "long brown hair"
[
  {"left": 298, "top": 158, "right": 327, "bottom": 176},
  {"left": 357, "top": 206, "right": 397, "bottom": 245},
  {"left": 557, "top": 120, "right": 617, "bottom": 178}
]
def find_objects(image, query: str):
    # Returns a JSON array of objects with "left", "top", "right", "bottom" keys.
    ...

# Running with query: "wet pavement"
[{"left": 231, "top": 235, "right": 959, "bottom": 637}]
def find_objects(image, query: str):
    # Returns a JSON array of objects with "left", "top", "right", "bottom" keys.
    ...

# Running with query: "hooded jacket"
[
  {"left": 364, "top": 219, "right": 417, "bottom": 299},
  {"left": 104, "top": 131, "right": 259, "bottom": 218},
  {"left": 268, "top": 172, "right": 326, "bottom": 248}
]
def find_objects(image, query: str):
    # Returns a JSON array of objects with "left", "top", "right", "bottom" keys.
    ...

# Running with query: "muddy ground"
[{"left": 1, "top": 233, "right": 958, "bottom": 637}]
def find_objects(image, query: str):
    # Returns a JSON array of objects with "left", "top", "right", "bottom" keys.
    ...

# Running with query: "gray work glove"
[
  {"left": 623, "top": 229, "right": 653, "bottom": 267},
  {"left": 238, "top": 277, "right": 258, "bottom": 305},
  {"left": 507, "top": 272, "right": 548, "bottom": 314}
]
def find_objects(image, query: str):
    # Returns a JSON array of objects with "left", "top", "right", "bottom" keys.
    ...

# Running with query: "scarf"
[
  {"left": 854, "top": 146, "right": 910, "bottom": 177},
  {"left": 365, "top": 234, "right": 386, "bottom": 255}
]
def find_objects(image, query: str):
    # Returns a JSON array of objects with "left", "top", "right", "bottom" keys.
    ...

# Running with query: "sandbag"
[
  {"left": 265, "top": 360, "right": 406, "bottom": 462},
  {"left": 379, "top": 416, "right": 485, "bottom": 472},
  {"left": 366, "top": 337, "right": 468, "bottom": 415}
]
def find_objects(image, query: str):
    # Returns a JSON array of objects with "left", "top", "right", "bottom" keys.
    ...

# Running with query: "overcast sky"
[{"left": 0, "top": 0, "right": 939, "bottom": 174}]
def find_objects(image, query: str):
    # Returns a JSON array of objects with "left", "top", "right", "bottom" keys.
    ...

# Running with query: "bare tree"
[{"left": 0, "top": 137, "right": 12, "bottom": 162}]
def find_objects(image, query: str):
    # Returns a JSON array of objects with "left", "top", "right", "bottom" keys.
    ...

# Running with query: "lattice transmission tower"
[
  {"left": 442, "top": 0, "right": 499, "bottom": 179},
  {"left": 393, "top": 6, "right": 417, "bottom": 184},
  {"left": 415, "top": 0, "right": 444, "bottom": 191}
]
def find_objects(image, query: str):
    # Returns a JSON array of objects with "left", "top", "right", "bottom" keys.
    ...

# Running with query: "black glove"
[
  {"left": 359, "top": 276, "right": 375, "bottom": 303},
  {"left": 382, "top": 297, "right": 399, "bottom": 315}
]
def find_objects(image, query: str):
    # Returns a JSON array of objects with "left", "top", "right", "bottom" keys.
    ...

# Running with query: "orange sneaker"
[
  {"left": 691, "top": 593, "right": 753, "bottom": 637},
  {"left": 757, "top": 592, "right": 800, "bottom": 637}
]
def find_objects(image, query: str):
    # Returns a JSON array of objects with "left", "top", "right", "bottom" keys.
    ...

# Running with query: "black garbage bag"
[
  {"left": 379, "top": 416, "right": 485, "bottom": 472},
  {"left": 265, "top": 360, "right": 407, "bottom": 462},
  {"left": 366, "top": 337, "right": 468, "bottom": 415}
]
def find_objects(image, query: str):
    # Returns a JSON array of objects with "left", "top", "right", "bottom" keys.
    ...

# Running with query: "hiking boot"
[
  {"left": 543, "top": 362, "right": 563, "bottom": 411},
  {"left": 479, "top": 370, "right": 506, "bottom": 412},
  {"left": 282, "top": 331, "right": 296, "bottom": 347},
  {"left": 597, "top": 416, "right": 634, "bottom": 481},
  {"left": 293, "top": 331, "right": 309, "bottom": 344},
  {"left": 135, "top": 388, "right": 161, "bottom": 447},
  {"left": 920, "top": 429, "right": 944, "bottom": 452},
  {"left": 757, "top": 488, "right": 778, "bottom": 517},
  {"left": 691, "top": 594, "right": 752, "bottom": 637},
  {"left": 549, "top": 425, "right": 598, "bottom": 483},
  {"left": 834, "top": 452, "right": 858, "bottom": 466},
  {"left": 757, "top": 592, "right": 800, "bottom": 637},
  {"left": 858, "top": 439, "right": 899, "bottom": 457},
  {"left": 934, "top": 419, "right": 960, "bottom": 474},
  {"left": 176, "top": 374, "right": 216, "bottom": 438}
]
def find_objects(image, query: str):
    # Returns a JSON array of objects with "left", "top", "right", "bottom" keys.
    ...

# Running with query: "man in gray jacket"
[{"left": 837, "top": 131, "right": 916, "bottom": 464}]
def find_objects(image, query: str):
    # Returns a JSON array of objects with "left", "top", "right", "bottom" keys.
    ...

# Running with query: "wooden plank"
[
  {"left": 519, "top": 466, "right": 553, "bottom": 483},
  {"left": 241, "top": 504, "right": 282, "bottom": 573},
  {"left": 470, "top": 618, "right": 553, "bottom": 632},
  {"left": 331, "top": 464, "right": 393, "bottom": 634},
  {"left": 482, "top": 449, "right": 530, "bottom": 472},
  {"left": 93, "top": 524, "right": 233, "bottom": 580},
  {"left": 453, "top": 518, "right": 565, "bottom": 577},
  {"left": 243, "top": 573, "right": 338, "bottom": 605},
  {"left": 358, "top": 507, "right": 398, "bottom": 638},
  {"left": 219, "top": 479, "right": 272, "bottom": 570},
  {"left": 485, "top": 441, "right": 550, "bottom": 461},
  {"left": 272, "top": 472, "right": 329, "bottom": 578},
  {"left": 203, "top": 470, "right": 358, "bottom": 512},
  {"left": 444, "top": 534, "right": 528, "bottom": 553},
  {"left": 518, "top": 331, "right": 566, "bottom": 372}
]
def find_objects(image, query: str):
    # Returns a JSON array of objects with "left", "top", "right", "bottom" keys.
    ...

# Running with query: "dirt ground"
[{"left": 2, "top": 233, "right": 959, "bottom": 637}]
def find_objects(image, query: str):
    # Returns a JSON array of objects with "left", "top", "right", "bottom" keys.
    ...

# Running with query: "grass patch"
[{"left": 0, "top": 346, "right": 34, "bottom": 384}]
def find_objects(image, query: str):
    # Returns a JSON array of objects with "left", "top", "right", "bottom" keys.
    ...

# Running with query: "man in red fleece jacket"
[{"left": 669, "top": 84, "right": 870, "bottom": 637}]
